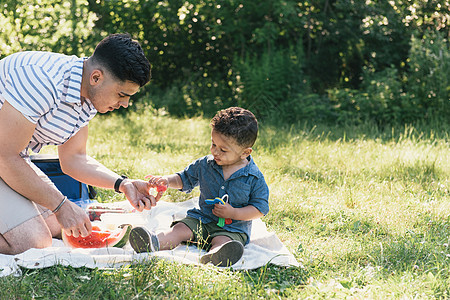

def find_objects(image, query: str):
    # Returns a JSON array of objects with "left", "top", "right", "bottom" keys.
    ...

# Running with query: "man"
[{"left": 0, "top": 33, "right": 155, "bottom": 254}]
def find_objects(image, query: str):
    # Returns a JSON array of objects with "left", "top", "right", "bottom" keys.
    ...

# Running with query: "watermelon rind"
[{"left": 113, "top": 224, "right": 132, "bottom": 248}]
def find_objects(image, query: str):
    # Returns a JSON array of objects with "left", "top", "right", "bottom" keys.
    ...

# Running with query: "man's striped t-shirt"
[{"left": 0, "top": 51, "right": 97, "bottom": 155}]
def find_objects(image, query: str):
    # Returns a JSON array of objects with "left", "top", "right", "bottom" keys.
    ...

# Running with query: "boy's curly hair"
[{"left": 210, "top": 107, "right": 258, "bottom": 148}]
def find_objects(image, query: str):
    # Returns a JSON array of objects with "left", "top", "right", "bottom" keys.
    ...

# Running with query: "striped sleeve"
[{"left": 3, "top": 65, "right": 57, "bottom": 124}]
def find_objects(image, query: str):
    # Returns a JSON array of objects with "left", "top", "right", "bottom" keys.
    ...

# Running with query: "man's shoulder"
[
  {"left": 5, "top": 51, "right": 77, "bottom": 66},
  {"left": 3, "top": 51, "right": 81, "bottom": 84}
]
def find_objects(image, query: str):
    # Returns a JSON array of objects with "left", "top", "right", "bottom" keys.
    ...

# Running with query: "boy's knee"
[{"left": 173, "top": 222, "right": 194, "bottom": 239}]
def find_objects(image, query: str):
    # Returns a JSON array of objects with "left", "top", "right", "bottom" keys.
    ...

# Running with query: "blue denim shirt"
[{"left": 177, "top": 155, "right": 270, "bottom": 244}]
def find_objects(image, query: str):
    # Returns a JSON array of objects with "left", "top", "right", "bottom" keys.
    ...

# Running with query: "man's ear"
[
  {"left": 241, "top": 147, "right": 252, "bottom": 159},
  {"left": 90, "top": 69, "right": 103, "bottom": 85}
]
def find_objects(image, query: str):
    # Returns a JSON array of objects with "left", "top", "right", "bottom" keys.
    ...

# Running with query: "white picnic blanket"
[{"left": 0, "top": 198, "right": 300, "bottom": 277}]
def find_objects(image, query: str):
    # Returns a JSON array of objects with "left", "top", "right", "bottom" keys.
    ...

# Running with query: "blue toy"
[{"left": 205, "top": 194, "right": 232, "bottom": 227}]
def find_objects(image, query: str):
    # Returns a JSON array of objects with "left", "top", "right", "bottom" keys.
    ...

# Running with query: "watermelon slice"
[
  {"left": 144, "top": 175, "right": 167, "bottom": 194},
  {"left": 156, "top": 185, "right": 167, "bottom": 193},
  {"left": 62, "top": 224, "right": 132, "bottom": 249}
]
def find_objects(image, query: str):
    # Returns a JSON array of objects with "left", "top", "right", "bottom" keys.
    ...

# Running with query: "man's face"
[{"left": 87, "top": 69, "right": 140, "bottom": 113}]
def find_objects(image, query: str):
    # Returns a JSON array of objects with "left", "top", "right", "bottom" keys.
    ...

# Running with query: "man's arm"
[
  {"left": 0, "top": 101, "right": 91, "bottom": 237},
  {"left": 58, "top": 126, "right": 156, "bottom": 211},
  {"left": 0, "top": 101, "right": 62, "bottom": 208},
  {"left": 58, "top": 125, "right": 124, "bottom": 189}
]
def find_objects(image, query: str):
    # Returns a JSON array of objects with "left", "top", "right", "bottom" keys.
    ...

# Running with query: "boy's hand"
[
  {"left": 212, "top": 202, "right": 235, "bottom": 219},
  {"left": 145, "top": 174, "right": 168, "bottom": 201}
]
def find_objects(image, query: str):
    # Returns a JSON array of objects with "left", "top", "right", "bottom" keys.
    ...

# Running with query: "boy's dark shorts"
[{"left": 172, "top": 216, "right": 247, "bottom": 249}]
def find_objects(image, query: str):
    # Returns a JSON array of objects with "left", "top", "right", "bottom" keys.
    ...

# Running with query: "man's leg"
[
  {"left": 44, "top": 213, "right": 62, "bottom": 239},
  {"left": 0, "top": 214, "right": 53, "bottom": 255},
  {"left": 0, "top": 161, "right": 58, "bottom": 255}
]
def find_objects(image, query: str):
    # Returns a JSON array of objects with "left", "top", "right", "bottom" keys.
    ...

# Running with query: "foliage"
[
  {"left": 234, "top": 43, "right": 307, "bottom": 118},
  {"left": 0, "top": 0, "right": 97, "bottom": 57},
  {"left": 406, "top": 31, "right": 450, "bottom": 120},
  {"left": 0, "top": 0, "right": 448, "bottom": 124},
  {"left": 327, "top": 31, "right": 450, "bottom": 125}
]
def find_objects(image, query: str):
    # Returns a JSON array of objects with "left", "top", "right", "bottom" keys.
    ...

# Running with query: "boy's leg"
[
  {"left": 130, "top": 222, "right": 194, "bottom": 253},
  {"left": 200, "top": 236, "right": 244, "bottom": 267},
  {"left": 209, "top": 235, "right": 232, "bottom": 251},
  {"left": 199, "top": 223, "right": 247, "bottom": 267},
  {"left": 157, "top": 222, "right": 193, "bottom": 250}
]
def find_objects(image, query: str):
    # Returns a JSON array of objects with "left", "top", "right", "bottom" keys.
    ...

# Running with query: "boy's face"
[{"left": 210, "top": 129, "right": 252, "bottom": 167}]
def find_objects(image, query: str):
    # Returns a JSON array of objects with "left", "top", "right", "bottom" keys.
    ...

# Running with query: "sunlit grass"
[{"left": 2, "top": 109, "right": 449, "bottom": 298}]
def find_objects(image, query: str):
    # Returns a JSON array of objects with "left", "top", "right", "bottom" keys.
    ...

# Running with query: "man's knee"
[
  {"left": 27, "top": 230, "right": 53, "bottom": 249},
  {"left": 1, "top": 217, "right": 53, "bottom": 255}
]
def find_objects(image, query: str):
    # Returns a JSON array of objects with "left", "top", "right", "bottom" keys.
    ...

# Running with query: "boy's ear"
[{"left": 241, "top": 147, "right": 252, "bottom": 159}]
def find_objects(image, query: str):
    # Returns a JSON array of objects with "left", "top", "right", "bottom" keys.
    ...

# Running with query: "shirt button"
[{"left": 221, "top": 186, "right": 225, "bottom": 190}]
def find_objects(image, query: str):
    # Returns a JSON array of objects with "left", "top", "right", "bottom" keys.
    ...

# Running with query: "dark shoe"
[
  {"left": 129, "top": 227, "right": 160, "bottom": 253},
  {"left": 200, "top": 240, "right": 244, "bottom": 267}
]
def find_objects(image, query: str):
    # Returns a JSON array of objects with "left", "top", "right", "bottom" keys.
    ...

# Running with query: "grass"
[{"left": 1, "top": 108, "right": 449, "bottom": 299}]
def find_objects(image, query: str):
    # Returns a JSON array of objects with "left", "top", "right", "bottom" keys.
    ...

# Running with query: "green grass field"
[{"left": 1, "top": 109, "right": 449, "bottom": 299}]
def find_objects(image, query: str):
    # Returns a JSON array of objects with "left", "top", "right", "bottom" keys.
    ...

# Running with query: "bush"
[
  {"left": 234, "top": 44, "right": 308, "bottom": 119},
  {"left": 406, "top": 32, "right": 450, "bottom": 121},
  {"left": 270, "top": 93, "right": 333, "bottom": 125},
  {"left": 0, "top": 0, "right": 97, "bottom": 57},
  {"left": 2, "top": 0, "right": 449, "bottom": 126},
  {"left": 355, "top": 30, "right": 450, "bottom": 125},
  {"left": 360, "top": 66, "right": 408, "bottom": 124}
]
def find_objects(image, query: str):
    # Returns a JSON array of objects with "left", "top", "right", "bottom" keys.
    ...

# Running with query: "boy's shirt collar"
[{"left": 207, "top": 154, "right": 262, "bottom": 179}]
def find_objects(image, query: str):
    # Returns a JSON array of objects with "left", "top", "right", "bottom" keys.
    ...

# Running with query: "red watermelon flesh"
[
  {"left": 62, "top": 225, "right": 131, "bottom": 249},
  {"left": 156, "top": 185, "right": 167, "bottom": 193}
]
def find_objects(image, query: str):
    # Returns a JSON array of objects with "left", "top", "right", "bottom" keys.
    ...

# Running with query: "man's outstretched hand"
[{"left": 121, "top": 179, "right": 157, "bottom": 211}]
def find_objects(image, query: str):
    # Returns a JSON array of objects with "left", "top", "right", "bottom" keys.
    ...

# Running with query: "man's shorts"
[
  {"left": 0, "top": 158, "right": 53, "bottom": 235},
  {"left": 173, "top": 216, "right": 247, "bottom": 250}
]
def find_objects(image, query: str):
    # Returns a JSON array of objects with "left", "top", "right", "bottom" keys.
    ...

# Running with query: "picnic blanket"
[{"left": 0, "top": 198, "right": 300, "bottom": 277}]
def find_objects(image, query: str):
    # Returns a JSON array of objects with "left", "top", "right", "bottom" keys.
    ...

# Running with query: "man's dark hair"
[
  {"left": 211, "top": 107, "right": 258, "bottom": 148},
  {"left": 91, "top": 33, "right": 151, "bottom": 87}
]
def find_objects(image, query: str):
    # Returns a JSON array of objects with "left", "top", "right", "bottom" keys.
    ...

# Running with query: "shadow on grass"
[
  {"left": 276, "top": 159, "right": 447, "bottom": 198},
  {"left": 367, "top": 216, "right": 450, "bottom": 278},
  {"left": 258, "top": 120, "right": 449, "bottom": 148},
  {"left": 243, "top": 264, "right": 310, "bottom": 295}
]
